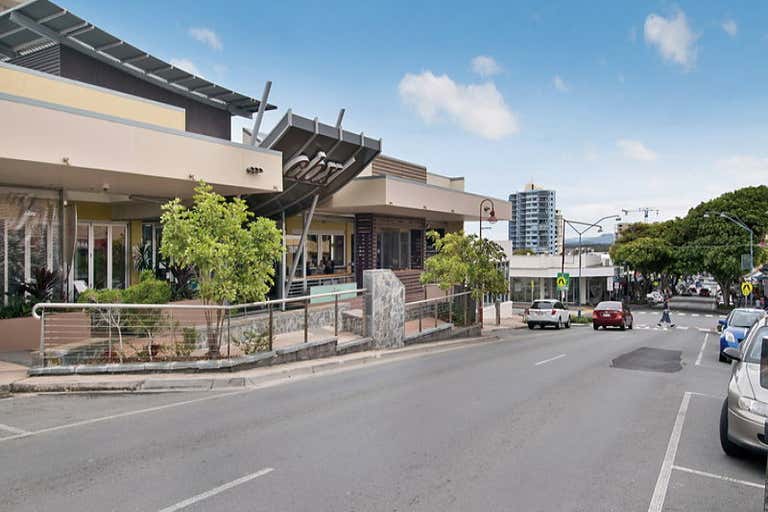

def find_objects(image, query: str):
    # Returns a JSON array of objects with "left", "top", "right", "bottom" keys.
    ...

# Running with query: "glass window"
[
  {"left": 74, "top": 224, "right": 89, "bottom": 284},
  {"left": 29, "top": 223, "right": 48, "bottom": 273},
  {"left": 306, "top": 234, "right": 318, "bottom": 274},
  {"left": 378, "top": 230, "right": 410, "bottom": 270},
  {"left": 332, "top": 235, "right": 344, "bottom": 269},
  {"left": 112, "top": 225, "right": 126, "bottom": 289},
  {"left": 7, "top": 224, "right": 24, "bottom": 295},
  {"left": 92, "top": 225, "right": 108, "bottom": 290},
  {"left": 744, "top": 326, "right": 768, "bottom": 364}
]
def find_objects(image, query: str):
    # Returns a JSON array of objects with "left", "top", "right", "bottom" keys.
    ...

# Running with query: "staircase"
[{"left": 394, "top": 270, "right": 426, "bottom": 302}]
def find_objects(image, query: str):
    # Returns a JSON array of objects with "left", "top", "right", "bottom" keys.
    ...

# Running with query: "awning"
[
  {"left": 0, "top": 0, "right": 276, "bottom": 117},
  {"left": 247, "top": 110, "right": 382, "bottom": 218}
]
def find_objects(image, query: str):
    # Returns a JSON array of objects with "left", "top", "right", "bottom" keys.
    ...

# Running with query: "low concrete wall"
[
  {"left": 671, "top": 296, "right": 717, "bottom": 312},
  {"left": 29, "top": 337, "right": 339, "bottom": 376},
  {"left": 404, "top": 323, "right": 483, "bottom": 345}
]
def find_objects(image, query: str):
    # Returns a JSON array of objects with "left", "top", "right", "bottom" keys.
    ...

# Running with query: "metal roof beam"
[{"left": 0, "top": 40, "right": 17, "bottom": 59}]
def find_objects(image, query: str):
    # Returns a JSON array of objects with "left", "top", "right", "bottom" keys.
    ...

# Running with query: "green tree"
[
  {"left": 420, "top": 231, "right": 507, "bottom": 324},
  {"left": 512, "top": 248, "right": 535, "bottom": 255},
  {"left": 160, "top": 182, "right": 282, "bottom": 356}
]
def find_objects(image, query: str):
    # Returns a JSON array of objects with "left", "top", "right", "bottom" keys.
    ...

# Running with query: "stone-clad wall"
[{"left": 363, "top": 270, "right": 405, "bottom": 349}]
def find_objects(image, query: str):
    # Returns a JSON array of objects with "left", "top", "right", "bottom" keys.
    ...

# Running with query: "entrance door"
[{"left": 72, "top": 223, "right": 128, "bottom": 290}]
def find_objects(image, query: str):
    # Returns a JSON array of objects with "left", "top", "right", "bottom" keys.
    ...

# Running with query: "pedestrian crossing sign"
[
  {"left": 741, "top": 281, "right": 753, "bottom": 297},
  {"left": 556, "top": 272, "right": 570, "bottom": 291}
]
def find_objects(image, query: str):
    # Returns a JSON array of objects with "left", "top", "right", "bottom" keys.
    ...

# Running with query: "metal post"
[
  {"left": 434, "top": 301, "right": 438, "bottom": 328},
  {"left": 334, "top": 294, "right": 339, "bottom": 337},
  {"left": 268, "top": 303, "right": 274, "bottom": 351},
  {"left": 39, "top": 309, "right": 45, "bottom": 367},
  {"left": 578, "top": 233, "right": 583, "bottom": 306},
  {"left": 496, "top": 300, "right": 501, "bottom": 326},
  {"left": 304, "top": 297, "right": 309, "bottom": 343},
  {"left": 418, "top": 305, "right": 423, "bottom": 332},
  {"left": 464, "top": 293, "right": 469, "bottom": 327},
  {"left": 226, "top": 308, "right": 231, "bottom": 359},
  {"left": 448, "top": 290, "right": 453, "bottom": 325}
]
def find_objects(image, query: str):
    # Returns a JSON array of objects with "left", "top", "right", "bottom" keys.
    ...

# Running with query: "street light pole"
[
  {"left": 563, "top": 215, "right": 622, "bottom": 306},
  {"left": 705, "top": 211, "right": 755, "bottom": 305},
  {"left": 478, "top": 199, "right": 497, "bottom": 327}
]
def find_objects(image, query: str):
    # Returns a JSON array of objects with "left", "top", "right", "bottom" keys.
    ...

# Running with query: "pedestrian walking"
[{"left": 657, "top": 295, "right": 675, "bottom": 328}]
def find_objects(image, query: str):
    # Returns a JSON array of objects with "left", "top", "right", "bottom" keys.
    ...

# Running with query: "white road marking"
[
  {"left": 688, "top": 391, "right": 723, "bottom": 400},
  {"left": 157, "top": 467, "right": 274, "bottom": 512},
  {"left": 675, "top": 313, "right": 687, "bottom": 316},
  {"left": 695, "top": 334, "right": 708, "bottom": 367},
  {"left": 697, "top": 328, "right": 710, "bottom": 333},
  {"left": 672, "top": 465, "right": 763, "bottom": 490},
  {"left": 705, "top": 314, "right": 713, "bottom": 318},
  {"left": 534, "top": 354, "right": 566, "bottom": 366},
  {"left": 691, "top": 313, "right": 700, "bottom": 317},
  {"left": 647, "top": 391, "right": 691, "bottom": 512},
  {"left": 0, "top": 423, "right": 30, "bottom": 435},
  {"left": 675, "top": 326, "right": 689, "bottom": 330}
]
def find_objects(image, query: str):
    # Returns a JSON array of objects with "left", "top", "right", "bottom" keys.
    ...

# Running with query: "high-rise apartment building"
[{"left": 508, "top": 183, "right": 557, "bottom": 254}]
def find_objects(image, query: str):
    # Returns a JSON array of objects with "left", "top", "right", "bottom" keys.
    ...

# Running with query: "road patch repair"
[{"left": 611, "top": 347, "right": 683, "bottom": 373}]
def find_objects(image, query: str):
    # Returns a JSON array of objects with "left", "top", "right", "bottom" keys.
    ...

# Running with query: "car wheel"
[
  {"left": 528, "top": 322, "right": 535, "bottom": 330},
  {"left": 620, "top": 321, "right": 626, "bottom": 331},
  {"left": 565, "top": 319, "right": 571, "bottom": 329},
  {"left": 720, "top": 399, "right": 744, "bottom": 457},
  {"left": 556, "top": 319, "right": 562, "bottom": 330},
  {"left": 718, "top": 352, "right": 728, "bottom": 363},
  {"left": 628, "top": 320, "right": 633, "bottom": 330},
  {"left": 593, "top": 323, "right": 599, "bottom": 331}
]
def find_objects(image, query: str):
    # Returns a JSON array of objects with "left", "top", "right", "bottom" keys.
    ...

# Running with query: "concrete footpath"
[{"left": 7, "top": 335, "right": 500, "bottom": 394}]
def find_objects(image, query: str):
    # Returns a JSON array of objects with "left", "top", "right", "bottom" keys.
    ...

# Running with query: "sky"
[{"left": 62, "top": 0, "right": 768, "bottom": 238}]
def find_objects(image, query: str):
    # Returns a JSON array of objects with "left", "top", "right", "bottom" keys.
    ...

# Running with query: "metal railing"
[
  {"left": 404, "top": 291, "right": 477, "bottom": 335},
  {"left": 31, "top": 288, "right": 365, "bottom": 368}
]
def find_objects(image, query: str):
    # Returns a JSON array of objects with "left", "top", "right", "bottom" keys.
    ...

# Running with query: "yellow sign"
[
  {"left": 556, "top": 276, "right": 567, "bottom": 288},
  {"left": 741, "top": 281, "right": 753, "bottom": 297}
]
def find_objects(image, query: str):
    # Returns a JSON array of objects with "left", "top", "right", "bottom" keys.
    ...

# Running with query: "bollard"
[
  {"left": 495, "top": 300, "right": 501, "bottom": 326},
  {"left": 334, "top": 294, "right": 339, "bottom": 337},
  {"left": 304, "top": 297, "right": 309, "bottom": 343}
]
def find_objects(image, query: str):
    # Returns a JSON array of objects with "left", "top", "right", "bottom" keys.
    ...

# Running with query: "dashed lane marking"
[
  {"left": 0, "top": 423, "right": 30, "bottom": 436},
  {"left": 695, "top": 334, "right": 708, "bottom": 366},
  {"left": 534, "top": 354, "right": 566, "bottom": 366},
  {"left": 157, "top": 468, "right": 275, "bottom": 512},
  {"left": 647, "top": 392, "right": 691, "bottom": 512}
]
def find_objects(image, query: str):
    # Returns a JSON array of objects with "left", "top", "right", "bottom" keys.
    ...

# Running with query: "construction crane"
[{"left": 621, "top": 208, "right": 660, "bottom": 222}]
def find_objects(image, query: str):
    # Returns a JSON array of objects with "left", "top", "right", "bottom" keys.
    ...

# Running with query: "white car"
[{"left": 525, "top": 299, "right": 571, "bottom": 329}]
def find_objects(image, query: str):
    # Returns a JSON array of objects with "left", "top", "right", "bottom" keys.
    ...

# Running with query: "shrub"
[{"left": 236, "top": 329, "right": 270, "bottom": 355}]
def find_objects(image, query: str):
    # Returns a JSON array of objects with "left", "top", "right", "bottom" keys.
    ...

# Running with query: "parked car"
[
  {"left": 699, "top": 287, "right": 711, "bottom": 297},
  {"left": 718, "top": 308, "right": 766, "bottom": 362},
  {"left": 646, "top": 291, "right": 664, "bottom": 306},
  {"left": 720, "top": 317, "right": 768, "bottom": 456},
  {"left": 525, "top": 299, "right": 570, "bottom": 329},
  {"left": 592, "top": 301, "right": 633, "bottom": 331}
]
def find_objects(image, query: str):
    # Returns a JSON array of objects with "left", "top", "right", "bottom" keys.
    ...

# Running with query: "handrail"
[
  {"left": 31, "top": 288, "right": 366, "bottom": 319},
  {"left": 405, "top": 291, "right": 472, "bottom": 306}
]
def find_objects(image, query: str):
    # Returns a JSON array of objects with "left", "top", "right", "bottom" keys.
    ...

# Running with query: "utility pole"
[
  {"left": 563, "top": 215, "right": 622, "bottom": 306},
  {"left": 621, "top": 207, "right": 660, "bottom": 222}
]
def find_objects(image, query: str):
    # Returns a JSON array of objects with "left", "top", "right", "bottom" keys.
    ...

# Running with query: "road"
[{"left": 0, "top": 308, "right": 764, "bottom": 511}]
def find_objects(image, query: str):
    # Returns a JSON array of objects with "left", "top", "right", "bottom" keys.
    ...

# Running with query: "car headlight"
[
  {"left": 737, "top": 397, "right": 768, "bottom": 418},
  {"left": 724, "top": 331, "right": 737, "bottom": 343}
]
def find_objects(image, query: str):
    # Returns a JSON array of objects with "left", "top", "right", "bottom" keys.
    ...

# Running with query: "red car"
[{"left": 592, "top": 301, "right": 633, "bottom": 330}]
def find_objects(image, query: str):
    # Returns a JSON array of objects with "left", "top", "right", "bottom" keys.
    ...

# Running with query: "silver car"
[{"left": 720, "top": 317, "right": 768, "bottom": 455}]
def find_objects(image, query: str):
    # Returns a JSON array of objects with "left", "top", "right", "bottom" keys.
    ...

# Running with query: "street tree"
[
  {"left": 420, "top": 231, "right": 507, "bottom": 324},
  {"left": 160, "top": 182, "right": 283, "bottom": 357}
]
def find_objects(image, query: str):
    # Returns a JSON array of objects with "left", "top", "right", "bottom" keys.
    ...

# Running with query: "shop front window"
[
  {"left": 74, "top": 223, "right": 128, "bottom": 291},
  {"left": 378, "top": 230, "right": 410, "bottom": 270}
]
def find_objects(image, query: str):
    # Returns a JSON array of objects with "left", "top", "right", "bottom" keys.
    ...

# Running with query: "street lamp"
[
  {"left": 477, "top": 199, "right": 497, "bottom": 327},
  {"left": 562, "top": 215, "right": 621, "bottom": 306},
  {"left": 704, "top": 211, "right": 755, "bottom": 304},
  {"left": 479, "top": 199, "right": 497, "bottom": 242}
]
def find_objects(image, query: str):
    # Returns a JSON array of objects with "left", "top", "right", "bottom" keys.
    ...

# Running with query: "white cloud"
[
  {"left": 169, "top": 58, "right": 203, "bottom": 77},
  {"left": 715, "top": 155, "right": 768, "bottom": 179},
  {"left": 644, "top": 9, "right": 697, "bottom": 70},
  {"left": 188, "top": 27, "right": 222, "bottom": 51},
  {"left": 398, "top": 71, "right": 519, "bottom": 140},
  {"left": 553, "top": 75, "right": 569, "bottom": 93},
  {"left": 722, "top": 18, "right": 738, "bottom": 37},
  {"left": 617, "top": 139, "right": 657, "bottom": 161},
  {"left": 471, "top": 55, "right": 502, "bottom": 77}
]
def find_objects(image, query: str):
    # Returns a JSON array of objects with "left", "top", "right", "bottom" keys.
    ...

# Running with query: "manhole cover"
[{"left": 611, "top": 347, "right": 682, "bottom": 373}]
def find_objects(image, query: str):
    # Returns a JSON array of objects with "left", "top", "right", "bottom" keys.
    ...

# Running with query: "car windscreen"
[
  {"left": 744, "top": 326, "right": 768, "bottom": 364},
  {"left": 530, "top": 301, "right": 556, "bottom": 309},
  {"left": 595, "top": 301, "right": 622, "bottom": 311},
  {"left": 730, "top": 311, "right": 763, "bottom": 328}
]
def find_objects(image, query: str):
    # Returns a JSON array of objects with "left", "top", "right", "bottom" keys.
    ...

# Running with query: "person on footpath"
[{"left": 657, "top": 294, "right": 675, "bottom": 328}]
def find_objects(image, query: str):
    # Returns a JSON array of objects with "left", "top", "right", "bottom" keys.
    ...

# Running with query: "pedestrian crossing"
[
  {"left": 635, "top": 311, "right": 717, "bottom": 318},
  {"left": 633, "top": 324, "right": 716, "bottom": 333}
]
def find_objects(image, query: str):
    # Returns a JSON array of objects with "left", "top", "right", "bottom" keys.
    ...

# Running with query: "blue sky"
[{"left": 64, "top": 0, "right": 768, "bottom": 238}]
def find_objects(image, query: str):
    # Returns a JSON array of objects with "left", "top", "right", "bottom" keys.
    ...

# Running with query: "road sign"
[
  {"left": 741, "top": 281, "right": 753, "bottom": 297},
  {"left": 556, "top": 272, "right": 570, "bottom": 291}
]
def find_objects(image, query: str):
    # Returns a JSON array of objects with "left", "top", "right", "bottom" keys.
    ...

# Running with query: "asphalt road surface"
[{"left": 0, "top": 308, "right": 764, "bottom": 511}]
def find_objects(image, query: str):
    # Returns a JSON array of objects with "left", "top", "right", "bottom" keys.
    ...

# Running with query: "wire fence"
[{"left": 31, "top": 289, "right": 365, "bottom": 368}]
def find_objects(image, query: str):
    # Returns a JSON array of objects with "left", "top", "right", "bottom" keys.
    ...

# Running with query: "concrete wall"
[
  {"left": 0, "top": 62, "right": 185, "bottom": 130},
  {"left": 364, "top": 269, "right": 405, "bottom": 349}
]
